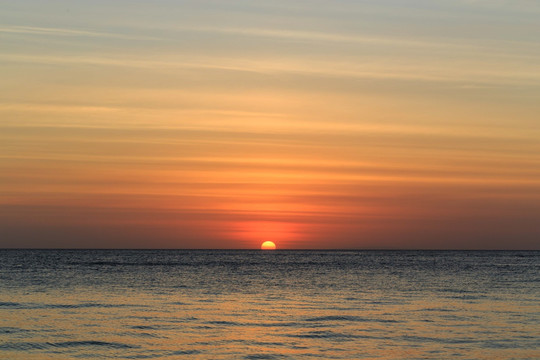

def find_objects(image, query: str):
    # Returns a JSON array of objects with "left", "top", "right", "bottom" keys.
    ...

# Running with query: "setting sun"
[{"left": 261, "top": 241, "right": 276, "bottom": 250}]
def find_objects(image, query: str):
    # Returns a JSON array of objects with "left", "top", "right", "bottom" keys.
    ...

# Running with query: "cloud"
[
  {"left": 2, "top": 52, "right": 538, "bottom": 86},
  {"left": 0, "top": 25, "right": 161, "bottom": 41}
]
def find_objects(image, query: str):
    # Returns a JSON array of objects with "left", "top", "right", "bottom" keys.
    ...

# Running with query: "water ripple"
[
  {"left": 304, "top": 315, "right": 400, "bottom": 323},
  {"left": 285, "top": 330, "right": 358, "bottom": 340},
  {"left": 244, "top": 354, "right": 289, "bottom": 359},
  {"left": 0, "top": 302, "right": 143, "bottom": 310},
  {"left": 0, "top": 301, "right": 20, "bottom": 308},
  {"left": 169, "top": 349, "right": 202, "bottom": 355},
  {"left": 1, "top": 250, "right": 538, "bottom": 359},
  {"left": 0, "top": 327, "right": 29, "bottom": 334},
  {"left": 0, "top": 340, "right": 137, "bottom": 351}
]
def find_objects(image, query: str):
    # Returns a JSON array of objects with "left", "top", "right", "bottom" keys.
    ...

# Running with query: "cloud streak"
[
  {"left": 0, "top": 25, "right": 161, "bottom": 41},
  {"left": 2, "top": 52, "right": 538, "bottom": 86}
]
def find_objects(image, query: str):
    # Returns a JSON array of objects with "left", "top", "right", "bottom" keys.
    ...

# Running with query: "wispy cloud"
[
  {"left": 177, "top": 25, "right": 446, "bottom": 48},
  {"left": 1, "top": 52, "right": 538, "bottom": 86},
  {"left": 4, "top": 24, "right": 537, "bottom": 58},
  {"left": 159, "top": 24, "right": 540, "bottom": 56},
  {"left": 0, "top": 25, "right": 161, "bottom": 41}
]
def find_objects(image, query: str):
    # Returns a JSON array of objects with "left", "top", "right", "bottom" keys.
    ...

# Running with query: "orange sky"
[{"left": 1, "top": 1, "right": 539, "bottom": 249}]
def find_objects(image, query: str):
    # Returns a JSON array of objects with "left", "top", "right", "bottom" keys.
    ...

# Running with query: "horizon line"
[{"left": 1, "top": 248, "right": 538, "bottom": 251}]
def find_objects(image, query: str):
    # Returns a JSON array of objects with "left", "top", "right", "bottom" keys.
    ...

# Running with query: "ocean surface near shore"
[{"left": 0, "top": 250, "right": 538, "bottom": 359}]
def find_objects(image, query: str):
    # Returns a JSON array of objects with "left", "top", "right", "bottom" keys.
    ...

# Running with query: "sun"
[{"left": 260, "top": 241, "right": 276, "bottom": 250}]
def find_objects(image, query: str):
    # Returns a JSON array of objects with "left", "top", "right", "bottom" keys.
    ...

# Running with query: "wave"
[
  {"left": 284, "top": 330, "right": 359, "bottom": 340},
  {"left": 201, "top": 316, "right": 401, "bottom": 329},
  {"left": 67, "top": 260, "right": 278, "bottom": 267},
  {"left": 255, "top": 322, "right": 299, "bottom": 328},
  {"left": 0, "top": 340, "right": 137, "bottom": 351},
  {"left": 0, "top": 302, "right": 142, "bottom": 310},
  {"left": 130, "top": 325, "right": 159, "bottom": 330},
  {"left": 0, "top": 302, "right": 20, "bottom": 307},
  {"left": 304, "top": 315, "right": 361, "bottom": 322},
  {"left": 401, "top": 335, "right": 477, "bottom": 345},
  {"left": 244, "top": 354, "right": 288, "bottom": 359},
  {"left": 304, "top": 315, "right": 400, "bottom": 323},
  {"left": 0, "top": 327, "right": 29, "bottom": 334},
  {"left": 45, "top": 303, "right": 139, "bottom": 309},
  {"left": 207, "top": 320, "right": 240, "bottom": 326},
  {"left": 448, "top": 294, "right": 488, "bottom": 300},
  {"left": 169, "top": 349, "right": 202, "bottom": 355}
]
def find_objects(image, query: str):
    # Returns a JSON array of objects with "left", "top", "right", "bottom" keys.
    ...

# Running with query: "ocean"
[{"left": 0, "top": 250, "right": 538, "bottom": 359}]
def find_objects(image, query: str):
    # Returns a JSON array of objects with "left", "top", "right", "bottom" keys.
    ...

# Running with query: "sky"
[{"left": 1, "top": 0, "right": 539, "bottom": 249}]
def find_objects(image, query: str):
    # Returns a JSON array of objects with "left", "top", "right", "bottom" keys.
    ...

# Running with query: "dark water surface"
[{"left": 0, "top": 250, "right": 538, "bottom": 359}]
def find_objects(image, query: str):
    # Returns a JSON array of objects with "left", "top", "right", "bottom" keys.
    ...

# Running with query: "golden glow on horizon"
[
  {"left": 227, "top": 221, "right": 301, "bottom": 249},
  {"left": 260, "top": 241, "right": 276, "bottom": 250}
]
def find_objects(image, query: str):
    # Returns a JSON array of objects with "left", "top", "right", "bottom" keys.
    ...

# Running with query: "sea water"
[{"left": 0, "top": 250, "right": 538, "bottom": 359}]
